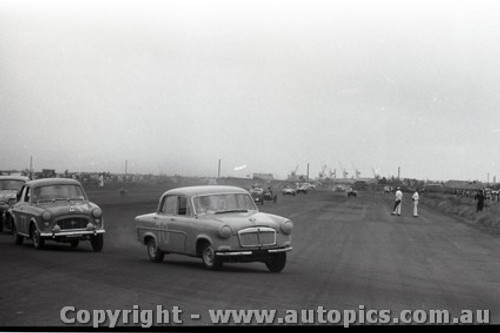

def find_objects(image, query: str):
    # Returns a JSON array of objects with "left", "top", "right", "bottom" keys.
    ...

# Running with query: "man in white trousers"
[
  {"left": 391, "top": 187, "right": 403, "bottom": 216},
  {"left": 412, "top": 189, "right": 419, "bottom": 217}
]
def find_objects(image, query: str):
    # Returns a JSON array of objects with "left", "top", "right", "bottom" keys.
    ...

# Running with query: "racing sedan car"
[
  {"left": 134, "top": 185, "right": 293, "bottom": 272},
  {"left": 10, "top": 178, "right": 105, "bottom": 251},
  {"left": 0, "top": 175, "right": 29, "bottom": 232}
]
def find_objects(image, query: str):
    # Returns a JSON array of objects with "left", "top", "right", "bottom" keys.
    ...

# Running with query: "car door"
[{"left": 156, "top": 195, "right": 188, "bottom": 253}]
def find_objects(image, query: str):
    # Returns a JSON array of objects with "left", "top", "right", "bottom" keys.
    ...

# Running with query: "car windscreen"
[
  {"left": 194, "top": 193, "right": 257, "bottom": 215},
  {"left": 33, "top": 184, "right": 86, "bottom": 202},
  {"left": 0, "top": 180, "right": 25, "bottom": 191}
]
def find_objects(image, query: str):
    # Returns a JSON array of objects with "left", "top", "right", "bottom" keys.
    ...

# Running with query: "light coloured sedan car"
[{"left": 134, "top": 185, "right": 293, "bottom": 272}]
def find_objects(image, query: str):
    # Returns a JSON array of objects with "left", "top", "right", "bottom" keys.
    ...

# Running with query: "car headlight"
[
  {"left": 280, "top": 220, "right": 293, "bottom": 235},
  {"left": 42, "top": 211, "right": 52, "bottom": 221},
  {"left": 92, "top": 207, "right": 102, "bottom": 218},
  {"left": 218, "top": 225, "right": 232, "bottom": 239}
]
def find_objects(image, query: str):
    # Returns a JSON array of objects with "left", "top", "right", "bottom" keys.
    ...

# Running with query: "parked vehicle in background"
[
  {"left": 134, "top": 185, "right": 293, "bottom": 272},
  {"left": 0, "top": 176, "right": 29, "bottom": 232},
  {"left": 10, "top": 178, "right": 105, "bottom": 251}
]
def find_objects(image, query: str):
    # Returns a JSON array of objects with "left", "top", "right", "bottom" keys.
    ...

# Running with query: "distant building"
[
  {"left": 42, "top": 169, "right": 56, "bottom": 178},
  {"left": 443, "top": 180, "right": 482, "bottom": 190},
  {"left": 253, "top": 173, "right": 274, "bottom": 181}
]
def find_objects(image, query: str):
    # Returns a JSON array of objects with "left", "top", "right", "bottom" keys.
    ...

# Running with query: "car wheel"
[
  {"left": 146, "top": 238, "right": 164, "bottom": 263},
  {"left": 265, "top": 252, "right": 286, "bottom": 273},
  {"left": 201, "top": 243, "right": 223, "bottom": 270},
  {"left": 12, "top": 222, "right": 23, "bottom": 245},
  {"left": 70, "top": 240, "right": 79, "bottom": 248},
  {"left": 90, "top": 234, "right": 104, "bottom": 252},
  {"left": 31, "top": 224, "right": 44, "bottom": 250}
]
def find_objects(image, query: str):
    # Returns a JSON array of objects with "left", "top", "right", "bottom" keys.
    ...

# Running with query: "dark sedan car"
[{"left": 10, "top": 178, "right": 105, "bottom": 251}]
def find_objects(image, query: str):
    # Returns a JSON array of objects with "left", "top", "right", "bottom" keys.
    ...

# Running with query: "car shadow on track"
[
  {"left": 14, "top": 241, "right": 97, "bottom": 252},
  {"left": 157, "top": 257, "right": 273, "bottom": 274}
]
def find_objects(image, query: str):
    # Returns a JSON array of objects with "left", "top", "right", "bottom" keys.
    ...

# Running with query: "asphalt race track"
[{"left": 1, "top": 188, "right": 499, "bottom": 327}]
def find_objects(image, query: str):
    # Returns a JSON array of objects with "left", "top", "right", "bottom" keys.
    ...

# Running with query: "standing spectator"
[
  {"left": 391, "top": 187, "right": 403, "bottom": 216},
  {"left": 475, "top": 189, "right": 485, "bottom": 212},
  {"left": 412, "top": 189, "right": 420, "bottom": 217},
  {"left": 98, "top": 174, "right": 104, "bottom": 188}
]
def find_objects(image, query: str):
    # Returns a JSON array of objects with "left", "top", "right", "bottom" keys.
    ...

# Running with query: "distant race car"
[
  {"left": 282, "top": 185, "right": 297, "bottom": 196},
  {"left": 347, "top": 188, "right": 358, "bottom": 197},
  {"left": 249, "top": 184, "right": 265, "bottom": 205},
  {"left": 296, "top": 183, "right": 309, "bottom": 194},
  {"left": 263, "top": 187, "right": 278, "bottom": 203}
]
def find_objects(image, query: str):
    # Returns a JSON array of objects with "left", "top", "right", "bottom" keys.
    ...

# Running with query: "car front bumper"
[
  {"left": 40, "top": 229, "right": 105, "bottom": 238},
  {"left": 216, "top": 246, "right": 292, "bottom": 261}
]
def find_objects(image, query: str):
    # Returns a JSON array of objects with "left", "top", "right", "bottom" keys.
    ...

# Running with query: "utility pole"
[
  {"left": 397, "top": 166, "right": 401, "bottom": 180},
  {"left": 29, "top": 156, "right": 33, "bottom": 180},
  {"left": 121, "top": 160, "right": 128, "bottom": 195},
  {"left": 217, "top": 159, "right": 221, "bottom": 178},
  {"left": 307, "top": 163, "right": 310, "bottom": 182}
]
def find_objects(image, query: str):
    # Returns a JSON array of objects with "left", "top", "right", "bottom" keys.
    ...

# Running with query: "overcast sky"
[{"left": 1, "top": 0, "right": 500, "bottom": 181}]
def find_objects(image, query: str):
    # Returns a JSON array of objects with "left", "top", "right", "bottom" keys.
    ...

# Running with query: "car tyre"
[
  {"left": 147, "top": 238, "right": 164, "bottom": 263},
  {"left": 201, "top": 243, "right": 223, "bottom": 270},
  {"left": 31, "top": 224, "right": 44, "bottom": 250},
  {"left": 265, "top": 252, "right": 286, "bottom": 273},
  {"left": 12, "top": 222, "right": 23, "bottom": 245},
  {"left": 70, "top": 240, "right": 79, "bottom": 248},
  {"left": 90, "top": 234, "right": 104, "bottom": 252}
]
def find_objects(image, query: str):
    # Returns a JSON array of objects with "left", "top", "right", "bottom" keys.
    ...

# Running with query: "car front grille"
[
  {"left": 56, "top": 217, "right": 89, "bottom": 230},
  {"left": 238, "top": 227, "right": 276, "bottom": 247}
]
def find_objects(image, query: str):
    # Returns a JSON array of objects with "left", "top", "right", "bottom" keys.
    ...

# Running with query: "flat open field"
[{"left": 1, "top": 187, "right": 499, "bottom": 327}]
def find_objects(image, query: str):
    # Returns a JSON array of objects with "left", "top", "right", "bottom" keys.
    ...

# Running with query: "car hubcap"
[
  {"left": 149, "top": 242, "right": 156, "bottom": 257},
  {"left": 204, "top": 247, "right": 214, "bottom": 265}
]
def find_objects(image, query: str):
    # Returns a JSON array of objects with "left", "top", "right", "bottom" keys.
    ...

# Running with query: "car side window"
[
  {"left": 178, "top": 196, "right": 188, "bottom": 216},
  {"left": 17, "top": 185, "right": 26, "bottom": 202},
  {"left": 161, "top": 196, "right": 178, "bottom": 215},
  {"left": 23, "top": 186, "right": 31, "bottom": 203}
]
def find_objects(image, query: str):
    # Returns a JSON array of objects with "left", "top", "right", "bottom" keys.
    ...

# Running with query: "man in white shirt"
[
  {"left": 391, "top": 187, "right": 403, "bottom": 216},
  {"left": 412, "top": 189, "right": 420, "bottom": 217}
]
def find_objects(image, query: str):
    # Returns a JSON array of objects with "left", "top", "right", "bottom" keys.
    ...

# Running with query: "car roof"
[
  {"left": 25, "top": 178, "right": 82, "bottom": 187},
  {"left": 162, "top": 185, "right": 249, "bottom": 197},
  {"left": 0, "top": 176, "right": 29, "bottom": 182}
]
